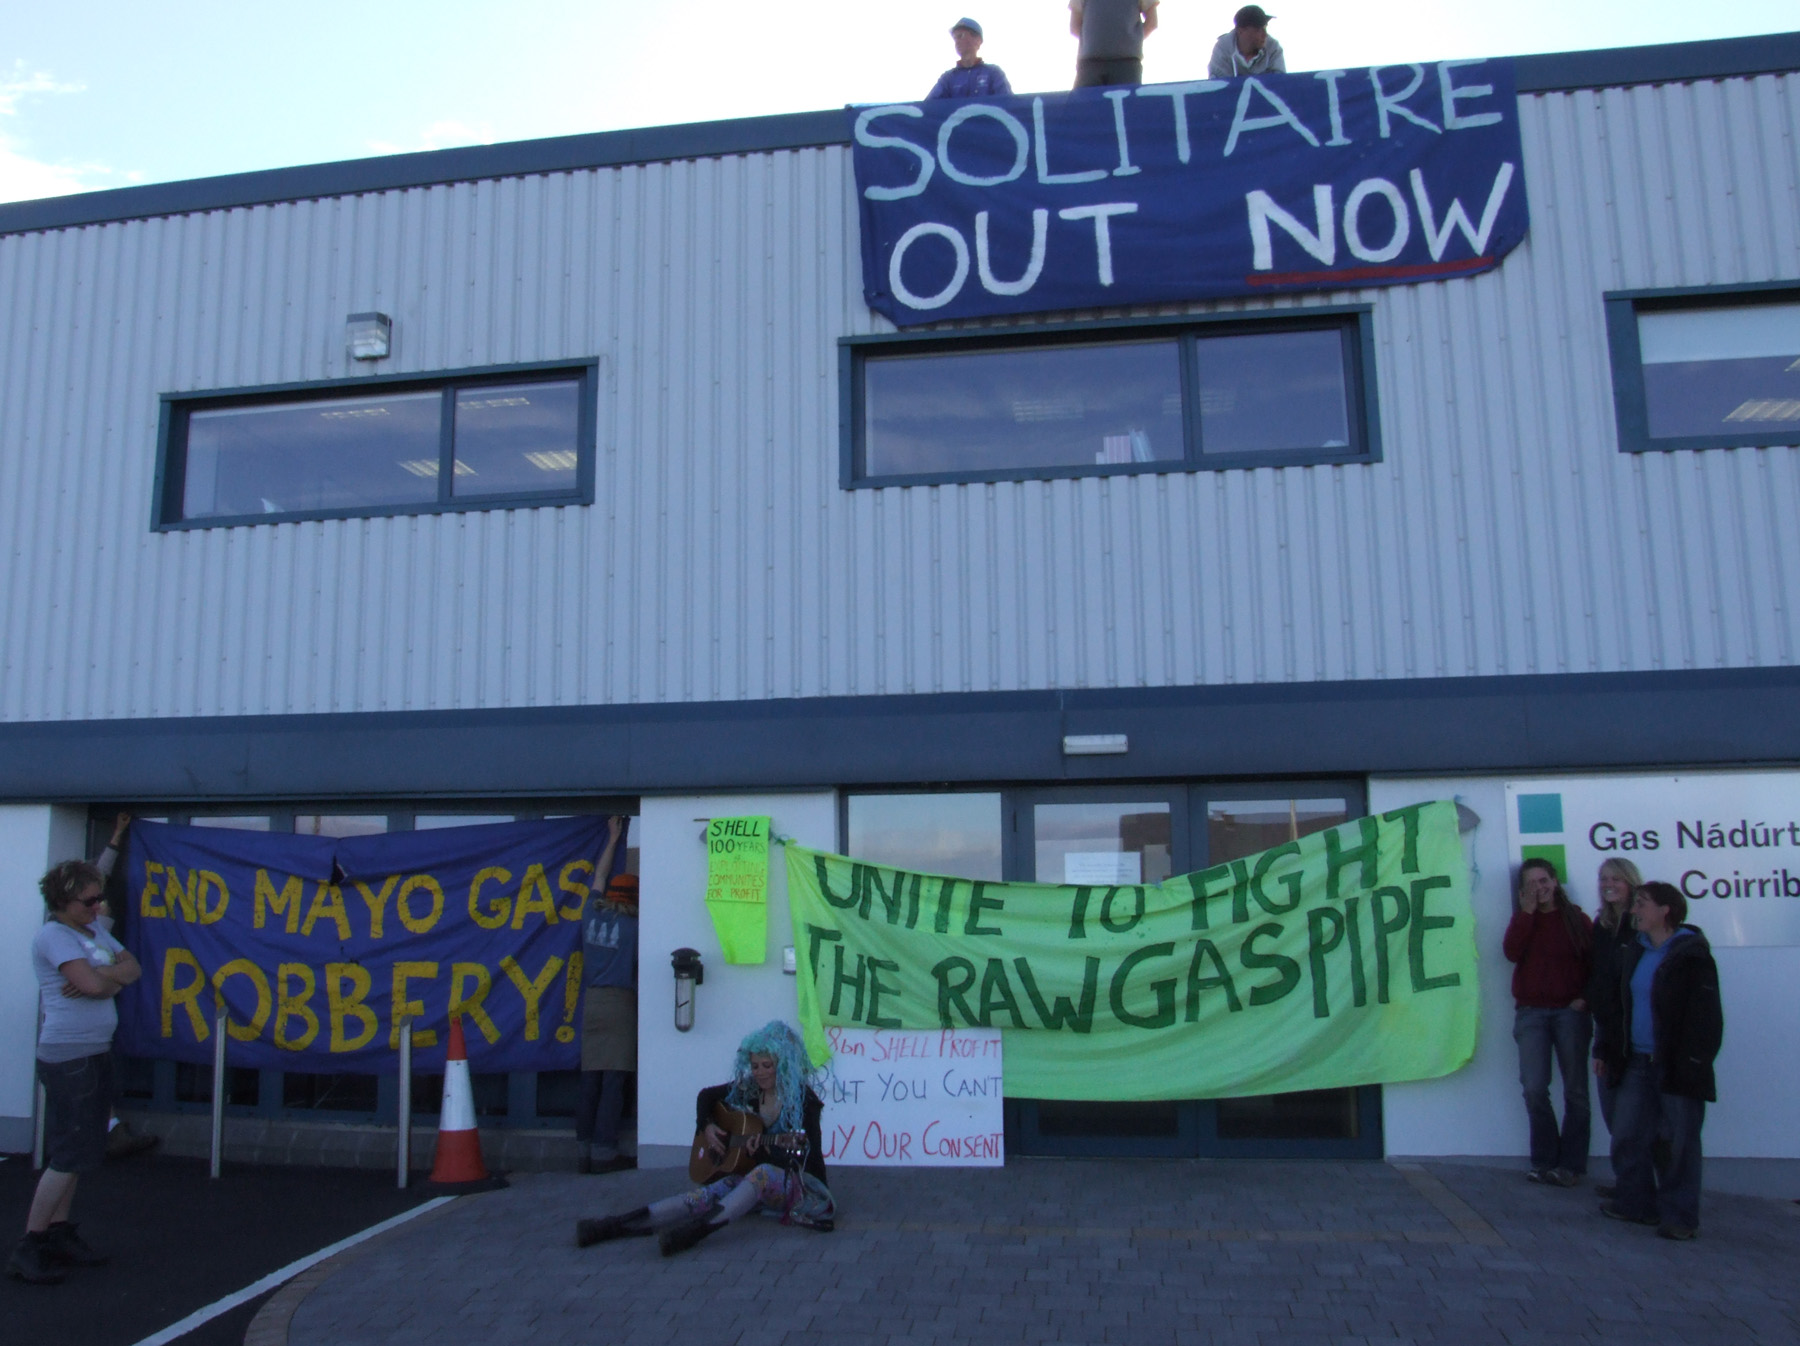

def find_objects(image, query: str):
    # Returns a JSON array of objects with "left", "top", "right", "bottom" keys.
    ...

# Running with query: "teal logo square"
[{"left": 1516, "top": 793, "right": 1564, "bottom": 834}]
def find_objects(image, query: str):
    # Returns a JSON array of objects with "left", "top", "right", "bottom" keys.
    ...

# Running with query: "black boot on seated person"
[
  {"left": 44, "top": 1222, "right": 108, "bottom": 1267},
  {"left": 575, "top": 1207, "right": 649, "bottom": 1247},
  {"left": 658, "top": 1213, "right": 723, "bottom": 1257}
]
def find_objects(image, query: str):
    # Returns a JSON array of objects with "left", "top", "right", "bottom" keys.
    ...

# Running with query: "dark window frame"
[
  {"left": 839, "top": 308, "right": 1382, "bottom": 490},
  {"left": 1605, "top": 280, "right": 1800, "bottom": 455},
  {"left": 153, "top": 358, "right": 600, "bottom": 530}
]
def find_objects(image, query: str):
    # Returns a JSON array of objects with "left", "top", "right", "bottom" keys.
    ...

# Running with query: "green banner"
[
  {"left": 705, "top": 816, "right": 771, "bottom": 964},
  {"left": 787, "top": 801, "right": 1477, "bottom": 1100}
]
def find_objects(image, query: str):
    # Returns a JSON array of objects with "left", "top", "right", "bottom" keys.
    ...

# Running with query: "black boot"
[
  {"left": 658, "top": 1213, "right": 724, "bottom": 1257},
  {"left": 44, "top": 1222, "right": 108, "bottom": 1267},
  {"left": 575, "top": 1206, "right": 650, "bottom": 1247},
  {"left": 6, "top": 1233, "right": 67, "bottom": 1285}
]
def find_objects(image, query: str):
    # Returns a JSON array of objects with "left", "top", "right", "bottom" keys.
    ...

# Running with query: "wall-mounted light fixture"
[
  {"left": 1063, "top": 733, "right": 1128, "bottom": 756},
  {"left": 671, "top": 947, "right": 705, "bottom": 1032},
  {"left": 346, "top": 312, "right": 392, "bottom": 361}
]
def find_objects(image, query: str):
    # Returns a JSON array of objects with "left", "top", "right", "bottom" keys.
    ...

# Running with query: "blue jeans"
[
  {"left": 1610, "top": 1054, "right": 1705, "bottom": 1230},
  {"left": 1513, "top": 1007, "right": 1592, "bottom": 1173}
]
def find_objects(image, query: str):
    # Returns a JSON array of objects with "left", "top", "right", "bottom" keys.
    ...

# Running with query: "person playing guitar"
[{"left": 575, "top": 1020, "right": 835, "bottom": 1255}]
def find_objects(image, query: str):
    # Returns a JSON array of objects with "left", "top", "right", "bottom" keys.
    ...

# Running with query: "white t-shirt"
[{"left": 33, "top": 919, "right": 125, "bottom": 1062}]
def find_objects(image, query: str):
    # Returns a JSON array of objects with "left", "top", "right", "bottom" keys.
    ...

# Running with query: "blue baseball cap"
[{"left": 951, "top": 17, "right": 983, "bottom": 38}]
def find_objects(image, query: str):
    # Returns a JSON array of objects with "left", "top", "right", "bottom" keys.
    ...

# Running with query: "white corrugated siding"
[{"left": 0, "top": 74, "right": 1796, "bottom": 723}]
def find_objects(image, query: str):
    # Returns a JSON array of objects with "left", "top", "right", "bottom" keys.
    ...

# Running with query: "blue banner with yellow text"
[
  {"left": 114, "top": 817, "right": 611, "bottom": 1073},
  {"left": 851, "top": 61, "right": 1527, "bottom": 325}
]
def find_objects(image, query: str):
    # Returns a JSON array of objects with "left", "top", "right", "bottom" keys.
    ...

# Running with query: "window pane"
[
  {"left": 1216, "top": 1088, "right": 1360, "bottom": 1140},
  {"left": 283, "top": 1072, "right": 378, "bottom": 1113},
  {"left": 1196, "top": 329, "right": 1351, "bottom": 456},
  {"left": 414, "top": 814, "right": 514, "bottom": 830},
  {"left": 452, "top": 380, "right": 582, "bottom": 497},
  {"left": 182, "top": 391, "right": 441, "bottom": 519},
  {"left": 847, "top": 793, "right": 1002, "bottom": 881},
  {"left": 1035, "top": 1100, "right": 1181, "bottom": 1138},
  {"left": 1206, "top": 798, "right": 1348, "bottom": 865},
  {"left": 188, "top": 815, "right": 271, "bottom": 831},
  {"left": 294, "top": 814, "right": 389, "bottom": 838},
  {"left": 1033, "top": 803, "right": 1172, "bottom": 885},
  {"left": 175, "top": 1063, "right": 259, "bottom": 1105},
  {"left": 864, "top": 341, "right": 1184, "bottom": 477},
  {"left": 1638, "top": 303, "right": 1800, "bottom": 438}
]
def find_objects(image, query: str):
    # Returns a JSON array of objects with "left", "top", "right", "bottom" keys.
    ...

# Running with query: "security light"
[{"left": 347, "top": 312, "right": 392, "bottom": 361}]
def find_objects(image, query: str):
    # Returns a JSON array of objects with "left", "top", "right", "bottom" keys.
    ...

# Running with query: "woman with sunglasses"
[{"left": 9, "top": 817, "right": 138, "bottom": 1286}]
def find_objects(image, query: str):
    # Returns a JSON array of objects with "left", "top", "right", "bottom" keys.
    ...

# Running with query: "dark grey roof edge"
[
  {"left": 0, "top": 108, "right": 851, "bottom": 238},
  {"left": 1, "top": 31, "right": 1794, "bottom": 240}
]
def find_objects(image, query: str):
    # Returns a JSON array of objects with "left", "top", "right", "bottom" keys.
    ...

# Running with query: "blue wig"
[{"left": 724, "top": 1020, "right": 819, "bottom": 1135}]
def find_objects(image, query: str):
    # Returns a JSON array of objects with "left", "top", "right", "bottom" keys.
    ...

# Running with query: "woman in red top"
[{"left": 1503, "top": 857, "right": 1595, "bottom": 1186}]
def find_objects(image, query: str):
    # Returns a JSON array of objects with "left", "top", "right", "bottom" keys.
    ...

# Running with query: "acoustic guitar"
[{"left": 688, "top": 1102, "right": 807, "bottom": 1183}]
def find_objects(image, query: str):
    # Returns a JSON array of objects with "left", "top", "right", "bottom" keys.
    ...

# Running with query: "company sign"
[{"left": 1505, "top": 774, "right": 1800, "bottom": 947}]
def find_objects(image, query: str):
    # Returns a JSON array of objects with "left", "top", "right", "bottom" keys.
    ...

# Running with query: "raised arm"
[{"left": 94, "top": 811, "right": 131, "bottom": 878}]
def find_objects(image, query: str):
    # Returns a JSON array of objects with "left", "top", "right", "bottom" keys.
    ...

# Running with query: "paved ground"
[
  {"left": 0, "top": 1151, "right": 428, "bottom": 1346},
  {"left": 278, "top": 1159, "right": 1800, "bottom": 1346}
]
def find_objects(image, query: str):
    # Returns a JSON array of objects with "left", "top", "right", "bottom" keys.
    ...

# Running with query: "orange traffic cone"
[{"left": 426, "top": 1016, "right": 507, "bottom": 1191}]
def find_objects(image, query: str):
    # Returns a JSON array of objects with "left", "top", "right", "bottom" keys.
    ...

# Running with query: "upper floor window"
[
  {"left": 1605, "top": 284, "right": 1800, "bottom": 453},
  {"left": 840, "top": 310, "right": 1380, "bottom": 488},
  {"left": 156, "top": 361, "right": 595, "bottom": 528}
]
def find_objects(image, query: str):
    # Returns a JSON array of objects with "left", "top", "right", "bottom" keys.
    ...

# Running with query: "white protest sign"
[
  {"left": 1506, "top": 772, "right": 1800, "bottom": 947},
  {"left": 820, "top": 1026, "right": 1004, "bottom": 1166}
]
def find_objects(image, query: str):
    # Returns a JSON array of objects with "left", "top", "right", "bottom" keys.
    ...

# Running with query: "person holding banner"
[
  {"left": 575, "top": 1020, "right": 834, "bottom": 1255},
  {"left": 1207, "top": 5, "right": 1285, "bottom": 78},
  {"left": 1069, "top": 0, "right": 1157, "bottom": 88},
  {"left": 577, "top": 816, "right": 636, "bottom": 1174},
  {"left": 1503, "top": 857, "right": 1594, "bottom": 1188},
  {"left": 1584, "top": 857, "right": 1644, "bottom": 1138},
  {"left": 11, "top": 821, "right": 139, "bottom": 1286},
  {"left": 1593, "top": 883, "right": 1723, "bottom": 1240},
  {"left": 926, "top": 18, "right": 1013, "bottom": 100}
]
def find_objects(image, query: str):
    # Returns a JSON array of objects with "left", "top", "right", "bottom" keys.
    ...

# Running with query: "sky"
[{"left": 1, "top": 1, "right": 1796, "bottom": 204}]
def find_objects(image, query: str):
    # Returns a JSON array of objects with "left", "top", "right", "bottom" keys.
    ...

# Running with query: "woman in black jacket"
[
  {"left": 1591, "top": 882, "right": 1723, "bottom": 1241},
  {"left": 574, "top": 1020, "right": 834, "bottom": 1255}
]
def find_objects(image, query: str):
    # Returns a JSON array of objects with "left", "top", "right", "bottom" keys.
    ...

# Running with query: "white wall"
[
  {"left": 1374, "top": 776, "right": 1800, "bottom": 1160},
  {"left": 634, "top": 791, "right": 836, "bottom": 1167},
  {"left": 0, "top": 804, "right": 87, "bottom": 1149}
]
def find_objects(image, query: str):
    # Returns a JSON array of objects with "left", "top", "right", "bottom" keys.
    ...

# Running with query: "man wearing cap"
[
  {"left": 927, "top": 19, "right": 1014, "bottom": 99},
  {"left": 1209, "top": 6, "right": 1285, "bottom": 78},
  {"left": 1069, "top": 0, "right": 1158, "bottom": 89}
]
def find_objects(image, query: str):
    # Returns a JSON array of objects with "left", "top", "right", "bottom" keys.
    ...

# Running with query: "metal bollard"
[
  {"left": 396, "top": 1019, "right": 413, "bottom": 1189},
  {"left": 209, "top": 1005, "right": 227, "bottom": 1179}
]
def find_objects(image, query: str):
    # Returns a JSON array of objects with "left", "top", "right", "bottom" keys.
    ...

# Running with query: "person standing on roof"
[
  {"left": 927, "top": 18, "right": 1014, "bottom": 99},
  {"left": 1208, "top": 5, "right": 1286, "bottom": 78},
  {"left": 1070, "top": 0, "right": 1158, "bottom": 89}
]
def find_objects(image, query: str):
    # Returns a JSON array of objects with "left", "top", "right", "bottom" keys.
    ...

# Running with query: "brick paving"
[{"left": 278, "top": 1160, "right": 1800, "bottom": 1345}]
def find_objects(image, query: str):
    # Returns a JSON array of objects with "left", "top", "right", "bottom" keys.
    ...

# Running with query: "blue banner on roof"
[
  {"left": 850, "top": 61, "right": 1528, "bottom": 326},
  {"left": 114, "top": 816, "right": 620, "bottom": 1074}
]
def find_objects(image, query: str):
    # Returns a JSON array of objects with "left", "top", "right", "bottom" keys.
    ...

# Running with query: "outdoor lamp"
[
  {"left": 346, "top": 311, "right": 392, "bottom": 360},
  {"left": 671, "top": 948, "right": 705, "bottom": 1032}
]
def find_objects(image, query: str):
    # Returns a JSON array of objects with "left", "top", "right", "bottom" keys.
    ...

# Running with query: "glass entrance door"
[
  {"left": 1011, "top": 790, "right": 1194, "bottom": 1156},
  {"left": 1002, "top": 782, "right": 1382, "bottom": 1159}
]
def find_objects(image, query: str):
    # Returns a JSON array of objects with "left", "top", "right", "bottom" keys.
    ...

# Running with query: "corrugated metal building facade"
[
  {"left": 1, "top": 76, "right": 1798, "bottom": 719},
  {"left": 1, "top": 34, "right": 1797, "bottom": 1166}
]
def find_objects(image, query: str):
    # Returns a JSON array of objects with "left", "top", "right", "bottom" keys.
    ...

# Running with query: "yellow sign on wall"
[{"left": 704, "top": 816, "right": 771, "bottom": 964}]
